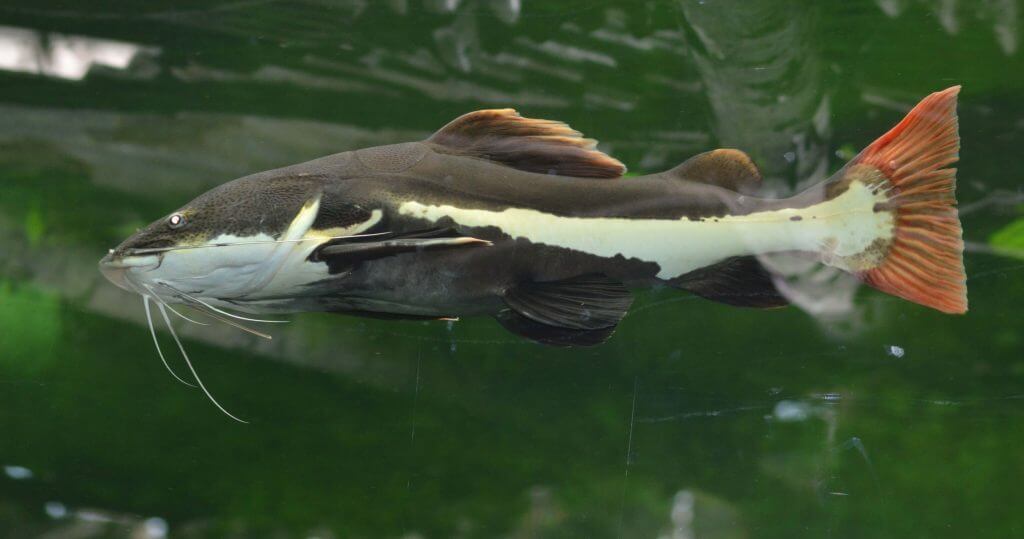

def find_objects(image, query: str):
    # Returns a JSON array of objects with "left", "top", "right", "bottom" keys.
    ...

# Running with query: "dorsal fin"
[
  {"left": 427, "top": 109, "right": 626, "bottom": 178},
  {"left": 666, "top": 149, "right": 762, "bottom": 193}
]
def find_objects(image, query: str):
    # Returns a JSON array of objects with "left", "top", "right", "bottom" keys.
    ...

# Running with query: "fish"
[{"left": 100, "top": 87, "right": 966, "bottom": 416}]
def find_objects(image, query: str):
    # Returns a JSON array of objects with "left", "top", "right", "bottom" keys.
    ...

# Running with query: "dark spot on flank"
[
  {"left": 790, "top": 216, "right": 802, "bottom": 221},
  {"left": 825, "top": 174, "right": 855, "bottom": 199}
]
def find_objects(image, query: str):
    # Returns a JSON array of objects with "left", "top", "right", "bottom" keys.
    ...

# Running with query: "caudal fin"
[{"left": 847, "top": 86, "right": 967, "bottom": 313}]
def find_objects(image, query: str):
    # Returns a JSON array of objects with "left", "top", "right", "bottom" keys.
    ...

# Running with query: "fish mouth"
[{"left": 99, "top": 251, "right": 161, "bottom": 292}]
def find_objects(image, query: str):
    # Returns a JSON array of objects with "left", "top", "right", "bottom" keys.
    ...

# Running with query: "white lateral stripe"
[{"left": 398, "top": 181, "right": 893, "bottom": 279}]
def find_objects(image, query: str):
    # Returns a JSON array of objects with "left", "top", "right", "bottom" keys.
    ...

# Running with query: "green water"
[{"left": 1, "top": 1, "right": 1023, "bottom": 537}]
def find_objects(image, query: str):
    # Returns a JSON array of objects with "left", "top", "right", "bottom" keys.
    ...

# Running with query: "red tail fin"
[{"left": 852, "top": 86, "right": 967, "bottom": 313}]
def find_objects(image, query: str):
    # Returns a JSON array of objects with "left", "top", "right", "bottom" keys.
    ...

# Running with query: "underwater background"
[{"left": 1, "top": 0, "right": 1023, "bottom": 537}]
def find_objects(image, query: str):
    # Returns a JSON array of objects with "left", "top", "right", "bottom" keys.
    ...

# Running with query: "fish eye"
[{"left": 167, "top": 213, "right": 186, "bottom": 229}]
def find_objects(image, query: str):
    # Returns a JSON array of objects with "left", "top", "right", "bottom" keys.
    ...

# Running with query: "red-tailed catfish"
[{"left": 101, "top": 88, "right": 966, "bottom": 351}]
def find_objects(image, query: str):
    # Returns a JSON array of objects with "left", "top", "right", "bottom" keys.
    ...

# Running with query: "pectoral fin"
[
  {"left": 312, "top": 229, "right": 490, "bottom": 273},
  {"left": 497, "top": 274, "right": 633, "bottom": 346},
  {"left": 318, "top": 236, "right": 489, "bottom": 259}
]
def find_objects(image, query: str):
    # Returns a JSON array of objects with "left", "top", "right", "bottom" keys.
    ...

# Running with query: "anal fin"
[{"left": 671, "top": 256, "right": 788, "bottom": 308}]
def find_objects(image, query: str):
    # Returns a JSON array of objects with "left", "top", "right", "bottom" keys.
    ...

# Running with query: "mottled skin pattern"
[{"left": 112, "top": 140, "right": 833, "bottom": 318}]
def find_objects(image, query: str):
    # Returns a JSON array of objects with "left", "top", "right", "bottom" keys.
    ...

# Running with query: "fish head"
[{"left": 100, "top": 173, "right": 325, "bottom": 300}]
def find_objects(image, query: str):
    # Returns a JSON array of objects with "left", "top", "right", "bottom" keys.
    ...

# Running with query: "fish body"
[{"left": 102, "top": 87, "right": 966, "bottom": 347}]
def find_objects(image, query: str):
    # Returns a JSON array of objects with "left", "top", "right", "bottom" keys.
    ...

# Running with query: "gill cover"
[{"left": 244, "top": 194, "right": 324, "bottom": 292}]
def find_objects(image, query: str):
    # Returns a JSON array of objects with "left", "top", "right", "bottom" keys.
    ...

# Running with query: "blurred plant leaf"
[{"left": 989, "top": 218, "right": 1024, "bottom": 259}]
